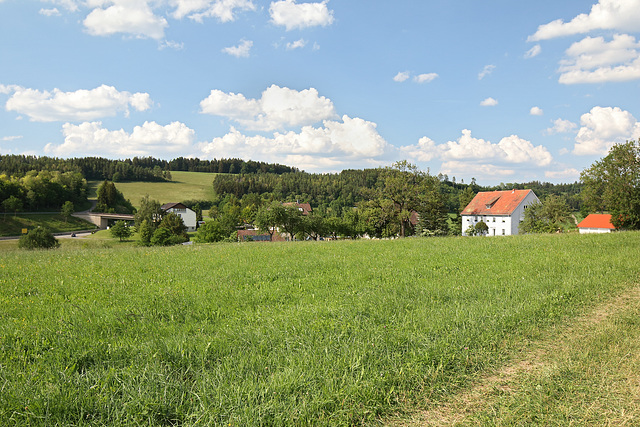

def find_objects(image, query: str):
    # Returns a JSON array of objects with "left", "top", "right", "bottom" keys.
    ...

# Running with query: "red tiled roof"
[
  {"left": 461, "top": 190, "right": 535, "bottom": 216},
  {"left": 577, "top": 214, "right": 615, "bottom": 230}
]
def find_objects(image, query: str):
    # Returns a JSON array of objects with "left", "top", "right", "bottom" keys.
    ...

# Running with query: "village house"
[
  {"left": 577, "top": 214, "right": 616, "bottom": 234},
  {"left": 461, "top": 189, "right": 540, "bottom": 236},
  {"left": 161, "top": 202, "right": 197, "bottom": 232}
]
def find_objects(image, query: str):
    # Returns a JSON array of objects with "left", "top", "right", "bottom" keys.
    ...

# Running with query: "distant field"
[
  {"left": 2, "top": 232, "right": 640, "bottom": 425},
  {"left": 87, "top": 171, "right": 217, "bottom": 207}
]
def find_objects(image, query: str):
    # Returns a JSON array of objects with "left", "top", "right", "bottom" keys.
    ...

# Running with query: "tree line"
[{"left": 0, "top": 155, "right": 297, "bottom": 182}]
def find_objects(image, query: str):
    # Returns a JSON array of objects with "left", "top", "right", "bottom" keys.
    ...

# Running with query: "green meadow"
[
  {"left": 0, "top": 214, "right": 95, "bottom": 237},
  {"left": 87, "top": 171, "right": 217, "bottom": 208},
  {"left": 1, "top": 232, "right": 639, "bottom": 425}
]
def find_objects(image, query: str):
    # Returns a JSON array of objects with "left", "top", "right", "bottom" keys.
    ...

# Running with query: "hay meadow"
[{"left": 1, "top": 232, "right": 640, "bottom": 425}]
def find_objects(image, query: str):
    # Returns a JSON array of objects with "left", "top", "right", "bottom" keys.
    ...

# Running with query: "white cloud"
[
  {"left": 2, "top": 84, "right": 152, "bottom": 122},
  {"left": 413, "top": 73, "right": 439, "bottom": 83},
  {"left": 159, "top": 40, "right": 185, "bottom": 50},
  {"left": 45, "top": 121, "right": 195, "bottom": 157},
  {"left": 546, "top": 118, "right": 578, "bottom": 134},
  {"left": 222, "top": 39, "right": 253, "bottom": 57},
  {"left": 200, "top": 85, "right": 336, "bottom": 131},
  {"left": 545, "top": 168, "right": 580, "bottom": 180},
  {"left": 400, "top": 129, "right": 553, "bottom": 168},
  {"left": 393, "top": 71, "right": 410, "bottom": 82},
  {"left": 1, "top": 135, "right": 23, "bottom": 142},
  {"left": 83, "top": 0, "right": 168, "bottom": 40},
  {"left": 171, "top": 0, "right": 256, "bottom": 23},
  {"left": 529, "top": 0, "right": 640, "bottom": 41},
  {"left": 269, "top": 0, "right": 334, "bottom": 31},
  {"left": 525, "top": 44, "right": 541, "bottom": 59},
  {"left": 198, "top": 115, "right": 388, "bottom": 171},
  {"left": 530, "top": 106, "right": 544, "bottom": 116},
  {"left": 440, "top": 161, "right": 515, "bottom": 179},
  {"left": 480, "top": 97, "right": 498, "bottom": 107},
  {"left": 478, "top": 64, "right": 495, "bottom": 80},
  {"left": 286, "top": 38, "right": 307, "bottom": 50},
  {"left": 39, "top": 8, "right": 61, "bottom": 16},
  {"left": 558, "top": 34, "right": 640, "bottom": 84},
  {"left": 573, "top": 106, "right": 640, "bottom": 155}
]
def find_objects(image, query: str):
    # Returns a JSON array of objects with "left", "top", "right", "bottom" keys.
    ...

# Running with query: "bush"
[
  {"left": 18, "top": 227, "right": 60, "bottom": 250},
  {"left": 196, "top": 220, "right": 226, "bottom": 243},
  {"left": 150, "top": 227, "right": 187, "bottom": 246}
]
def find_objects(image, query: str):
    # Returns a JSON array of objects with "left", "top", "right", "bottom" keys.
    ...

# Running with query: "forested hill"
[
  {"left": 0, "top": 155, "right": 298, "bottom": 182},
  {"left": 211, "top": 171, "right": 583, "bottom": 213}
]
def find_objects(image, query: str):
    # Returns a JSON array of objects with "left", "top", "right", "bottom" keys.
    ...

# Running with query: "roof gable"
[
  {"left": 282, "top": 202, "right": 312, "bottom": 215},
  {"left": 161, "top": 202, "right": 188, "bottom": 210},
  {"left": 577, "top": 214, "right": 615, "bottom": 229},
  {"left": 461, "top": 190, "right": 536, "bottom": 216}
]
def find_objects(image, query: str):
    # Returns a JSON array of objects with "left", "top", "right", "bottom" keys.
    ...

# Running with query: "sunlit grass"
[
  {"left": 1, "top": 232, "right": 639, "bottom": 425},
  {"left": 87, "top": 171, "right": 217, "bottom": 208}
]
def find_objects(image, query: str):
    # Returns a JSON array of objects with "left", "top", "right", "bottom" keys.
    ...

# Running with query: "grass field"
[
  {"left": 1, "top": 233, "right": 639, "bottom": 425},
  {"left": 87, "top": 171, "right": 217, "bottom": 208}
]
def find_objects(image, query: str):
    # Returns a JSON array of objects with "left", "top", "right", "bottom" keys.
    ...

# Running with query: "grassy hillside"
[
  {"left": 0, "top": 214, "right": 96, "bottom": 237},
  {"left": 87, "top": 171, "right": 216, "bottom": 208},
  {"left": 1, "top": 233, "right": 639, "bottom": 425}
]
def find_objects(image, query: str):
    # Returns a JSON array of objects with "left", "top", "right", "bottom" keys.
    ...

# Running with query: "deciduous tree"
[{"left": 580, "top": 140, "right": 640, "bottom": 229}]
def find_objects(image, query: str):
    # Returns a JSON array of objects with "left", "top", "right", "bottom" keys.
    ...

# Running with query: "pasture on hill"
[
  {"left": 1, "top": 232, "right": 640, "bottom": 425},
  {"left": 87, "top": 171, "right": 216, "bottom": 208}
]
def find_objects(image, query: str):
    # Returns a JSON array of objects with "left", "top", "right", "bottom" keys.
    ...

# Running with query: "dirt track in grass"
[{"left": 388, "top": 284, "right": 640, "bottom": 426}]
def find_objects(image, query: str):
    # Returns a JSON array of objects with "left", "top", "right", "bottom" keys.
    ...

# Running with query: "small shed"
[{"left": 577, "top": 214, "right": 616, "bottom": 234}]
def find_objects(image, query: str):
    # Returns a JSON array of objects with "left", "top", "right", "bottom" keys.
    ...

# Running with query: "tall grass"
[{"left": 1, "top": 232, "right": 639, "bottom": 425}]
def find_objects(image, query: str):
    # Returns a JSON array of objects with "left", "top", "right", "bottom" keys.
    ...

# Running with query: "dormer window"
[{"left": 485, "top": 196, "right": 501, "bottom": 209}]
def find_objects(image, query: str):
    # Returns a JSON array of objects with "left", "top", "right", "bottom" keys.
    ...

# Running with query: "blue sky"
[{"left": 1, "top": 0, "right": 639, "bottom": 185}]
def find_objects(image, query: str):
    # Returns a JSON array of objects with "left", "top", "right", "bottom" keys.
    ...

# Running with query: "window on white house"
[{"left": 502, "top": 229, "right": 505, "bottom": 235}]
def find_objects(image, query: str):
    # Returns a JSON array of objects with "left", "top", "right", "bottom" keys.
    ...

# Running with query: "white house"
[
  {"left": 161, "top": 202, "right": 197, "bottom": 232},
  {"left": 577, "top": 214, "right": 616, "bottom": 234},
  {"left": 461, "top": 189, "right": 540, "bottom": 236}
]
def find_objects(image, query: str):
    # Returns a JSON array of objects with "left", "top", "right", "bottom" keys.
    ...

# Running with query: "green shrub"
[{"left": 18, "top": 227, "right": 60, "bottom": 250}]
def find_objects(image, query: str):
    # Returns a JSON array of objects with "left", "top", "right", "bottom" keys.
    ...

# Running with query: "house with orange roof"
[
  {"left": 577, "top": 214, "right": 616, "bottom": 234},
  {"left": 461, "top": 189, "right": 540, "bottom": 236}
]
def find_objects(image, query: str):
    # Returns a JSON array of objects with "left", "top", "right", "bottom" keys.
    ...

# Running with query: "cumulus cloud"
[
  {"left": 200, "top": 85, "right": 337, "bottom": 131},
  {"left": 2, "top": 84, "right": 152, "bottom": 122},
  {"left": 530, "top": 106, "right": 544, "bottom": 116},
  {"left": 478, "top": 64, "right": 495, "bottom": 80},
  {"left": 573, "top": 106, "right": 640, "bottom": 155},
  {"left": 1, "top": 135, "right": 23, "bottom": 142},
  {"left": 222, "top": 39, "right": 253, "bottom": 57},
  {"left": 401, "top": 129, "right": 552, "bottom": 167},
  {"left": 480, "top": 97, "right": 498, "bottom": 107},
  {"left": 170, "top": 0, "right": 256, "bottom": 22},
  {"left": 546, "top": 118, "right": 578, "bottom": 135},
  {"left": 198, "top": 115, "right": 388, "bottom": 171},
  {"left": 525, "top": 44, "right": 541, "bottom": 59},
  {"left": 286, "top": 38, "right": 307, "bottom": 50},
  {"left": 558, "top": 34, "right": 640, "bottom": 84},
  {"left": 529, "top": 0, "right": 640, "bottom": 41},
  {"left": 440, "top": 161, "right": 515, "bottom": 179},
  {"left": 83, "top": 0, "right": 169, "bottom": 40},
  {"left": 45, "top": 121, "right": 195, "bottom": 157},
  {"left": 269, "top": 0, "right": 334, "bottom": 31},
  {"left": 545, "top": 168, "right": 580, "bottom": 180},
  {"left": 393, "top": 71, "right": 410, "bottom": 82},
  {"left": 413, "top": 73, "right": 439, "bottom": 83},
  {"left": 39, "top": 8, "right": 61, "bottom": 16}
]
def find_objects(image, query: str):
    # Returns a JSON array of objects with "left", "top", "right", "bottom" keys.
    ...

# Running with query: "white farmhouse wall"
[
  {"left": 166, "top": 207, "right": 197, "bottom": 232},
  {"left": 509, "top": 191, "right": 540, "bottom": 235},
  {"left": 579, "top": 227, "right": 612, "bottom": 234}
]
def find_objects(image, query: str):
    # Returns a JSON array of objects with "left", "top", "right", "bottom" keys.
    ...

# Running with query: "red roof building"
[
  {"left": 282, "top": 202, "right": 312, "bottom": 215},
  {"left": 577, "top": 214, "right": 615, "bottom": 234},
  {"left": 461, "top": 189, "right": 539, "bottom": 236}
]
